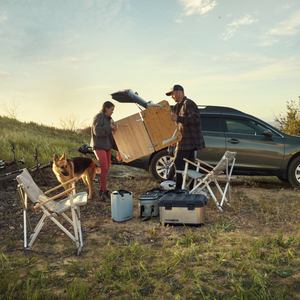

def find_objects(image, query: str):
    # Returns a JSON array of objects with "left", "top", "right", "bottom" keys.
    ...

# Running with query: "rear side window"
[
  {"left": 225, "top": 117, "right": 270, "bottom": 135},
  {"left": 201, "top": 116, "right": 222, "bottom": 132}
]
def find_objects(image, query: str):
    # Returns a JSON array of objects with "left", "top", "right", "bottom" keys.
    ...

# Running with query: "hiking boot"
[
  {"left": 99, "top": 190, "right": 104, "bottom": 200},
  {"left": 102, "top": 190, "right": 111, "bottom": 203}
]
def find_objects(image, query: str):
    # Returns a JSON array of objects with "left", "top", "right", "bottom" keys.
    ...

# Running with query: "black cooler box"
[{"left": 158, "top": 193, "right": 207, "bottom": 225}]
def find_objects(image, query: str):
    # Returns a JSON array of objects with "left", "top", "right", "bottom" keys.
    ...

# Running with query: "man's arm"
[{"left": 177, "top": 100, "right": 200, "bottom": 125}]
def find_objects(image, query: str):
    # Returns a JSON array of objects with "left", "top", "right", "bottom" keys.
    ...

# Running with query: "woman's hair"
[{"left": 101, "top": 101, "right": 115, "bottom": 113}]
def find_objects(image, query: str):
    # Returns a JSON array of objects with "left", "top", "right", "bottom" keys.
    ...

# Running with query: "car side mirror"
[{"left": 263, "top": 130, "right": 273, "bottom": 141}]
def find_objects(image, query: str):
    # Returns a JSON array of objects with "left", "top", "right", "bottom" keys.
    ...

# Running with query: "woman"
[{"left": 91, "top": 101, "right": 120, "bottom": 202}]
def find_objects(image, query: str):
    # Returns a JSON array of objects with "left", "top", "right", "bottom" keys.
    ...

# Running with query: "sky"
[{"left": 0, "top": 0, "right": 299, "bottom": 128}]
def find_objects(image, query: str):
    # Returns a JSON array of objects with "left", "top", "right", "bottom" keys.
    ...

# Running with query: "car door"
[
  {"left": 223, "top": 115, "right": 284, "bottom": 171},
  {"left": 197, "top": 115, "right": 226, "bottom": 165}
]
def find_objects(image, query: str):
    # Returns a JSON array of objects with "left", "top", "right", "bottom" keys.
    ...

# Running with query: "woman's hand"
[
  {"left": 117, "top": 151, "right": 122, "bottom": 161},
  {"left": 110, "top": 122, "right": 117, "bottom": 131}
]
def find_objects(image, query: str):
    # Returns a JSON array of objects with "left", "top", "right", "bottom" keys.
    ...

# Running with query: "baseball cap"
[{"left": 166, "top": 84, "right": 184, "bottom": 96}]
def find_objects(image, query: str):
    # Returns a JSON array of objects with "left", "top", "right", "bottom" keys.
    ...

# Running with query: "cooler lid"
[
  {"left": 146, "top": 188, "right": 168, "bottom": 197},
  {"left": 139, "top": 194, "right": 159, "bottom": 201},
  {"left": 158, "top": 194, "right": 207, "bottom": 209},
  {"left": 112, "top": 190, "right": 132, "bottom": 196}
]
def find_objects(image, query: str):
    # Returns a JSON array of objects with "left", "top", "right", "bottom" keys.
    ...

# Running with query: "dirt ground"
[{"left": 0, "top": 164, "right": 296, "bottom": 255}]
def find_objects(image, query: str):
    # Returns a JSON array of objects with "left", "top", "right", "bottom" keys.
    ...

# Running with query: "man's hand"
[{"left": 171, "top": 113, "right": 178, "bottom": 122}]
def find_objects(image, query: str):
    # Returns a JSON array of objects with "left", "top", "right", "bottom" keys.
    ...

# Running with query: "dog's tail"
[{"left": 96, "top": 166, "right": 101, "bottom": 174}]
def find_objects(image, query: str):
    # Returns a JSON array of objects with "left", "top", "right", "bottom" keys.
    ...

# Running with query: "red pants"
[{"left": 93, "top": 150, "right": 111, "bottom": 191}]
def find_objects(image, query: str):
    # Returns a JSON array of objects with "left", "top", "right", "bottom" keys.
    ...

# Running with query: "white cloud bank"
[{"left": 179, "top": 0, "right": 218, "bottom": 16}]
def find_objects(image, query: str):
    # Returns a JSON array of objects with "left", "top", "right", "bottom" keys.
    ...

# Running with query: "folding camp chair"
[
  {"left": 16, "top": 168, "right": 87, "bottom": 255},
  {"left": 180, "top": 151, "right": 237, "bottom": 211}
]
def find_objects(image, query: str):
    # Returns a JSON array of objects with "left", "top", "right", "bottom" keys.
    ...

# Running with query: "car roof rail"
[{"left": 198, "top": 105, "right": 244, "bottom": 114}]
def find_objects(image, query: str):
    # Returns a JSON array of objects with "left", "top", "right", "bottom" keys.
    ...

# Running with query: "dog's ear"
[
  {"left": 53, "top": 153, "right": 59, "bottom": 163},
  {"left": 61, "top": 152, "right": 66, "bottom": 160}
]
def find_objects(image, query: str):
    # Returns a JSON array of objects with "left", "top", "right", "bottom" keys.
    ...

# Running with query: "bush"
[{"left": 275, "top": 97, "right": 300, "bottom": 136}]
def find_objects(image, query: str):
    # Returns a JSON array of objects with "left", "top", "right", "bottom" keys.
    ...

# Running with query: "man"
[{"left": 166, "top": 84, "right": 205, "bottom": 189}]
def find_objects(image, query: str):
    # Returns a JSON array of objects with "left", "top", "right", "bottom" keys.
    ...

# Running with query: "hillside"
[{"left": 0, "top": 116, "right": 91, "bottom": 167}]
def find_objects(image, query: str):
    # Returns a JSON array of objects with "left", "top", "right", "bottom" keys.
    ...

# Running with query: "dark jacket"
[
  {"left": 90, "top": 112, "right": 117, "bottom": 151},
  {"left": 174, "top": 96, "right": 205, "bottom": 151}
]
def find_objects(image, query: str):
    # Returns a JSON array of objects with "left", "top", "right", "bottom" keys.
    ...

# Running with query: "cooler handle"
[
  {"left": 165, "top": 204, "right": 172, "bottom": 210},
  {"left": 118, "top": 189, "right": 132, "bottom": 197}
]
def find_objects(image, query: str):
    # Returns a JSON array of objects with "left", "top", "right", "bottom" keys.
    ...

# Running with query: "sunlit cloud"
[
  {"left": 256, "top": 10, "right": 300, "bottom": 46},
  {"left": 221, "top": 14, "right": 258, "bottom": 40},
  {"left": 0, "top": 12, "right": 7, "bottom": 23},
  {"left": 0, "top": 70, "right": 10, "bottom": 76},
  {"left": 179, "top": 0, "right": 218, "bottom": 16},
  {"left": 269, "top": 10, "right": 300, "bottom": 36},
  {"left": 194, "top": 56, "right": 300, "bottom": 86},
  {"left": 255, "top": 36, "right": 279, "bottom": 47}
]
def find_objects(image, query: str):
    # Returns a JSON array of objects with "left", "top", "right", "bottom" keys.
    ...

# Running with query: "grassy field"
[
  {"left": 0, "top": 116, "right": 91, "bottom": 167},
  {"left": 1, "top": 117, "right": 300, "bottom": 299}
]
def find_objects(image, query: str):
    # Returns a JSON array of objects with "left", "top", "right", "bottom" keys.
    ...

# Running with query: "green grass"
[
  {"left": 1, "top": 116, "right": 300, "bottom": 299},
  {"left": 1, "top": 228, "right": 299, "bottom": 299},
  {"left": 0, "top": 115, "right": 91, "bottom": 167}
]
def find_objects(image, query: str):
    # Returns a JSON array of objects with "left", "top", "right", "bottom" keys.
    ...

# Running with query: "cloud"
[
  {"left": 0, "top": 12, "right": 7, "bottom": 23},
  {"left": 256, "top": 10, "right": 300, "bottom": 46},
  {"left": 255, "top": 36, "right": 279, "bottom": 47},
  {"left": 0, "top": 70, "right": 10, "bottom": 76},
  {"left": 221, "top": 14, "right": 258, "bottom": 40},
  {"left": 179, "top": 0, "right": 218, "bottom": 16},
  {"left": 269, "top": 10, "right": 300, "bottom": 36}
]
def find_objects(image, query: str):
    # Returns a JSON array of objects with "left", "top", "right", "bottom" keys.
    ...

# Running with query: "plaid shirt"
[{"left": 174, "top": 96, "right": 205, "bottom": 151}]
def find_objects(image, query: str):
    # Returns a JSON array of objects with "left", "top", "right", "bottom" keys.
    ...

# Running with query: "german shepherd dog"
[{"left": 52, "top": 153, "right": 101, "bottom": 199}]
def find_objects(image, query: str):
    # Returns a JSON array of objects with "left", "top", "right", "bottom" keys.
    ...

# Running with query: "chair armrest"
[
  {"left": 183, "top": 158, "right": 210, "bottom": 173},
  {"left": 195, "top": 158, "right": 214, "bottom": 169},
  {"left": 34, "top": 187, "right": 76, "bottom": 209},
  {"left": 44, "top": 177, "right": 77, "bottom": 195}
]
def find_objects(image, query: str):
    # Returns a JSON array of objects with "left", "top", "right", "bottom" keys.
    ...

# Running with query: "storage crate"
[{"left": 158, "top": 193, "right": 207, "bottom": 225}]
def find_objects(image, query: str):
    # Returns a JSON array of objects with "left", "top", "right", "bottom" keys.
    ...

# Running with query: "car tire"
[
  {"left": 150, "top": 150, "right": 174, "bottom": 180},
  {"left": 287, "top": 156, "right": 300, "bottom": 188}
]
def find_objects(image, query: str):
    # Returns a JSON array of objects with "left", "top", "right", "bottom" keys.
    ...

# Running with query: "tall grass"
[{"left": 0, "top": 116, "right": 91, "bottom": 167}]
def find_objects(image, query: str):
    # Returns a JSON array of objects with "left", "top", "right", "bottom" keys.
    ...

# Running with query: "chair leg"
[
  {"left": 18, "top": 189, "right": 32, "bottom": 248},
  {"left": 181, "top": 163, "right": 189, "bottom": 189},
  {"left": 206, "top": 184, "right": 223, "bottom": 211},
  {"left": 50, "top": 214, "right": 78, "bottom": 242},
  {"left": 70, "top": 206, "right": 80, "bottom": 248},
  {"left": 76, "top": 206, "right": 84, "bottom": 248},
  {"left": 214, "top": 179, "right": 230, "bottom": 207},
  {"left": 220, "top": 182, "right": 231, "bottom": 207},
  {"left": 27, "top": 213, "right": 47, "bottom": 249},
  {"left": 189, "top": 183, "right": 206, "bottom": 194},
  {"left": 23, "top": 210, "right": 27, "bottom": 248},
  {"left": 61, "top": 208, "right": 83, "bottom": 249}
]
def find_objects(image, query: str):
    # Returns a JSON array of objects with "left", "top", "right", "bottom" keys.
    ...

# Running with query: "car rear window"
[{"left": 201, "top": 116, "right": 222, "bottom": 132}]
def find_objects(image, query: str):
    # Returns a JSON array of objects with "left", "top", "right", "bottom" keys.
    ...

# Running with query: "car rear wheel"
[
  {"left": 150, "top": 150, "right": 174, "bottom": 180},
  {"left": 287, "top": 156, "right": 300, "bottom": 188}
]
